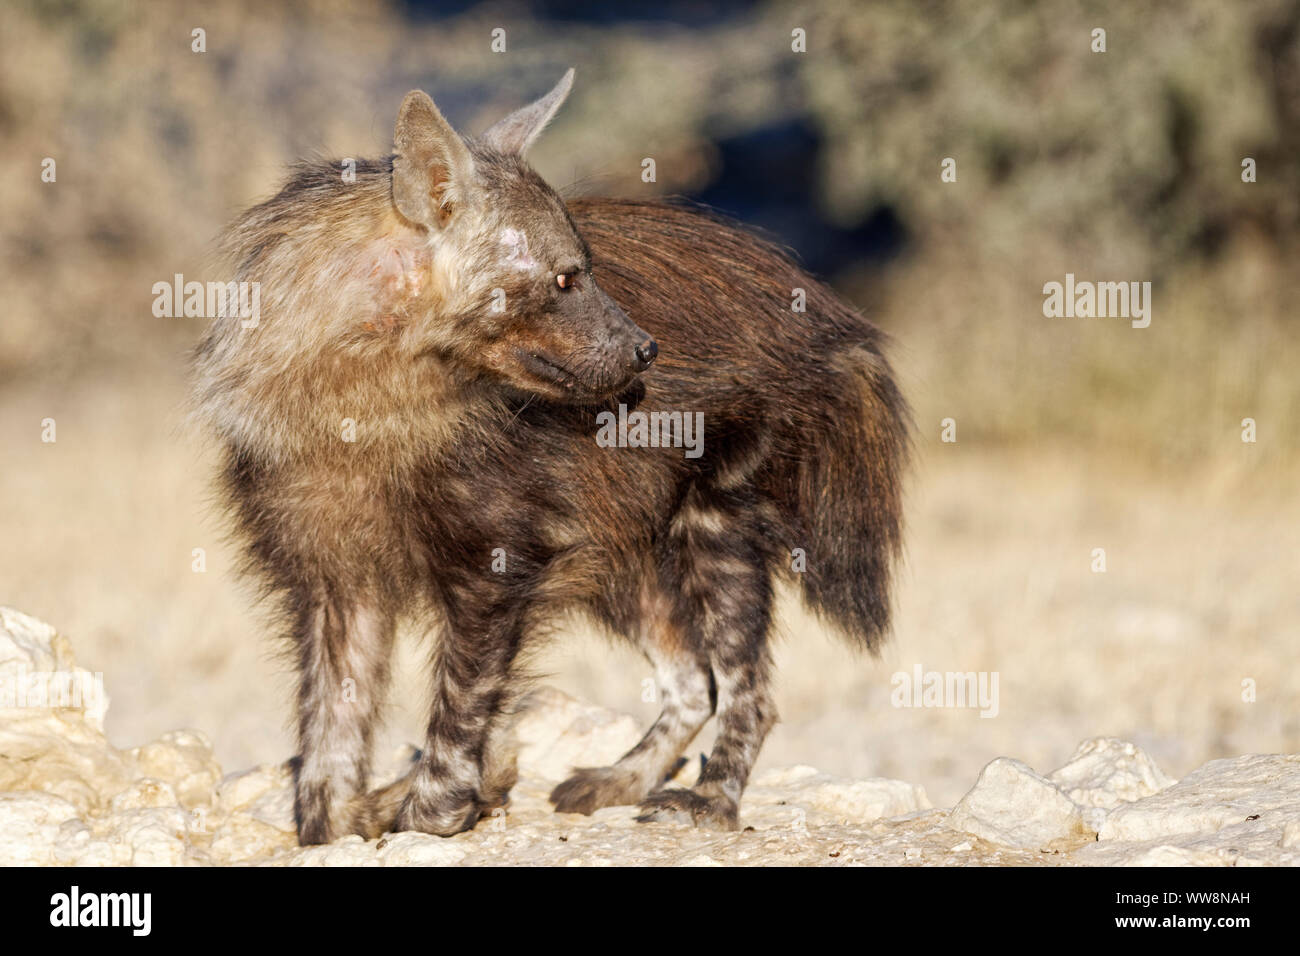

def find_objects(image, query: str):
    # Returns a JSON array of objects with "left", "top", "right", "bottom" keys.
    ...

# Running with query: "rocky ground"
[{"left": 2, "top": 607, "right": 1297, "bottom": 867}]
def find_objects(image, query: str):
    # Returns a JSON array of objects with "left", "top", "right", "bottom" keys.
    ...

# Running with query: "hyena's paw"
[
  {"left": 393, "top": 792, "right": 481, "bottom": 838},
  {"left": 550, "top": 767, "right": 647, "bottom": 815},
  {"left": 636, "top": 787, "right": 739, "bottom": 831},
  {"left": 478, "top": 753, "right": 518, "bottom": 817}
]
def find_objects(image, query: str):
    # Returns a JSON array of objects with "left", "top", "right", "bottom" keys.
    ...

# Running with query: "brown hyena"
[{"left": 191, "top": 69, "right": 909, "bottom": 844}]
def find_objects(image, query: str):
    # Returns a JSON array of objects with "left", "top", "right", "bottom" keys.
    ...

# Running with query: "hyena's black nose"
[{"left": 632, "top": 338, "right": 658, "bottom": 372}]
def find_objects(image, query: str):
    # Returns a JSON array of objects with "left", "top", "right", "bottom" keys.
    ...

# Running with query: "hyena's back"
[{"left": 568, "top": 197, "right": 908, "bottom": 648}]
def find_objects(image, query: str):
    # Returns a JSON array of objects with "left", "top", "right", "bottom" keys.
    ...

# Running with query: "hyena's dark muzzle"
[
  {"left": 590, "top": 283, "right": 657, "bottom": 374},
  {"left": 517, "top": 280, "right": 657, "bottom": 402}
]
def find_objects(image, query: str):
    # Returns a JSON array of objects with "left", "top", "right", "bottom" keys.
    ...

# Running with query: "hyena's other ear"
[
  {"left": 392, "top": 90, "right": 476, "bottom": 229},
  {"left": 480, "top": 68, "right": 574, "bottom": 156}
]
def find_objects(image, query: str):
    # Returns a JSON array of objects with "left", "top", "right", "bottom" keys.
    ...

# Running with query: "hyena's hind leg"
[
  {"left": 637, "top": 485, "right": 778, "bottom": 831},
  {"left": 291, "top": 592, "right": 396, "bottom": 845},
  {"left": 550, "top": 596, "right": 714, "bottom": 815}
]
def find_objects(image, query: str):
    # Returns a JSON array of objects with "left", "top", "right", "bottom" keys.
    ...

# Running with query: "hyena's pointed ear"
[
  {"left": 480, "top": 68, "right": 575, "bottom": 156},
  {"left": 392, "top": 90, "right": 477, "bottom": 229}
]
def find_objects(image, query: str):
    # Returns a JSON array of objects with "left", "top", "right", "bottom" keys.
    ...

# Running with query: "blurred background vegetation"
[{"left": 1, "top": 0, "right": 1296, "bottom": 465}]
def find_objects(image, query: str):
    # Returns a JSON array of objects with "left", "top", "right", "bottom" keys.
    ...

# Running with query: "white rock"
[
  {"left": 947, "top": 757, "right": 1089, "bottom": 850},
  {"left": 375, "top": 832, "right": 468, "bottom": 866},
  {"left": 216, "top": 764, "right": 282, "bottom": 812},
  {"left": 130, "top": 730, "right": 222, "bottom": 809},
  {"left": 281, "top": 835, "right": 380, "bottom": 867},
  {"left": 1114, "top": 845, "right": 1231, "bottom": 867},
  {"left": 1049, "top": 737, "right": 1175, "bottom": 809},
  {"left": 210, "top": 815, "right": 296, "bottom": 863},
  {"left": 0, "top": 607, "right": 107, "bottom": 727},
  {"left": 1100, "top": 753, "right": 1300, "bottom": 841},
  {"left": 746, "top": 766, "right": 930, "bottom": 826},
  {"left": 1282, "top": 821, "right": 1300, "bottom": 848},
  {"left": 97, "top": 808, "right": 192, "bottom": 866},
  {"left": 511, "top": 686, "right": 643, "bottom": 782},
  {"left": 1071, "top": 753, "right": 1300, "bottom": 865},
  {"left": 0, "top": 792, "right": 81, "bottom": 865},
  {"left": 110, "top": 778, "right": 179, "bottom": 811}
]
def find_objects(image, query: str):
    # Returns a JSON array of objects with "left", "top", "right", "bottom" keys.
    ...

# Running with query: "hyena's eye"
[{"left": 556, "top": 272, "right": 578, "bottom": 290}]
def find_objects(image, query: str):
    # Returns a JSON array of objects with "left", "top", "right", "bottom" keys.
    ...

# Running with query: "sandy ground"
[{"left": 1, "top": 366, "right": 1295, "bottom": 810}]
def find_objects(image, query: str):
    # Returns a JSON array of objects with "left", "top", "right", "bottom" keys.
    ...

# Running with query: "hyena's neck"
[
  {"left": 194, "top": 343, "right": 504, "bottom": 474},
  {"left": 193, "top": 160, "right": 497, "bottom": 472}
]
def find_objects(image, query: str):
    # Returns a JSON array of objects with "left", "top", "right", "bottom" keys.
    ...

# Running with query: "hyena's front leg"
[
  {"left": 353, "top": 683, "right": 519, "bottom": 839},
  {"left": 393, "top": 610, "right": 524, "bottom": 837},
  {"left": 293, "top": 595, "right": 395, "bottom": 845},
  {"left": 550, "top": 610, "right": 714, "bottom": 815},
  {"left": 637, "top": 487, "right": 777, "bottom": 831}
]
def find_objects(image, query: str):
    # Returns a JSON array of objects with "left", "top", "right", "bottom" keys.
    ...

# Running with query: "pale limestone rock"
[
  {"left": 1074, "top": 753, "right": 1300, "bottom": 866},
  {"left": 279, "top": 836, "right": 379, "bottom": 867},
  {"left": 0, "top": 608, "right": 131, "bottom": 812},
  {"left": 374, "top": 832, "right": 469, "bottom": 866},
  {"left": 511, "top": 686, "right": 642, "bottom": 782},
  {"left": 1049, "top": 737, "right": 1175, "bottom": 809},
  {"left": 96, "top": 807, "right": 193, "bottom": 866},
  {"left": 209, "top": 814, "right": 296, "bottom": 863},
  {"left": 215, "top": 764, "right": 282, "bottom": 813},
  {"left": 0, "top": 792, "right": 81, "bottom": 864},
  {"left": 1100, "top": 754, "right": 1300, "bottom": 841},
  {"left": 131, "top": 730, "right": 222, "bottom": 809},
  {"left": 110, "top": 778, "right": 179, "bottom": 811},
  {"left": 745, "top": 765, "right": 930, "bottom": 828},
  {"left": 0, "top": 607, "right": 107, "bottom": 727},
  {"left": 947, "top": 757, "right": 1090, "bottom": 850},
  {"left": 1281, "top": 821, "right": 1300, "bottom": 848},
  {"left": 1113, "top": 845, "right": 1232, "bottom": 867}
]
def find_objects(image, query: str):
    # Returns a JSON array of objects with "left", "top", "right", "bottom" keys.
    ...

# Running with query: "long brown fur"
[{"left": 191, "top": 70, "right": 909, "bottom": 844}]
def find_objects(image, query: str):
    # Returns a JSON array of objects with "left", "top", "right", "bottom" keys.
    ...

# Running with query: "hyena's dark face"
[
  {"left": 462, "top": 166, "right": 657, "bottom": 403},
  {"left": 391, "top": 69, "right": 657, "bottom": 403}
]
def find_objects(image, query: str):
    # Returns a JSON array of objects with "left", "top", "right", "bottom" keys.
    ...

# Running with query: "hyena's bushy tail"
[{"left": 784, "top": 343, "right": 910, "bottom": 653}]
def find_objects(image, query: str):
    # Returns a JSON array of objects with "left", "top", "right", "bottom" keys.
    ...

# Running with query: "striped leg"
[
  {"left": 293, "top": 596, "right": 395, "bottom": 845},
  {"left": 637, "top": 484, "right": 777, "bottom": 830},
  {"left": 550, "top": 602, "right": 714, "bottom": 814},
  {"left": 394, "top": 606, "right": 524, "bottom": 837},
  {"left": 354, "top": 680, "right": 519, "bottom": 839}
]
